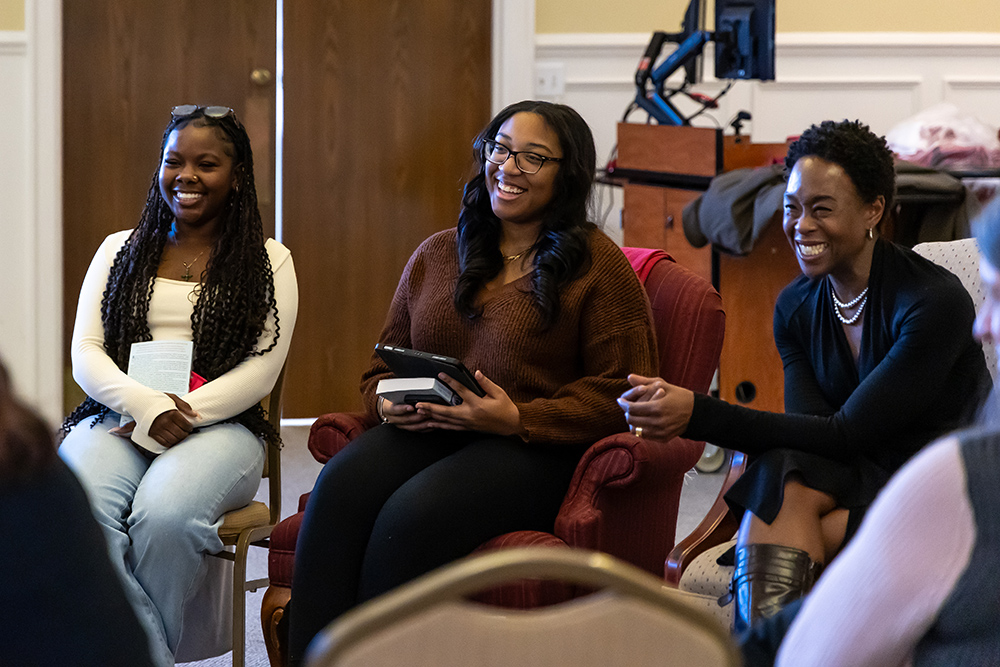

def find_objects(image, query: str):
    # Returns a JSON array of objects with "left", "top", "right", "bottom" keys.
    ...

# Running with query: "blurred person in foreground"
[{"left": 0, "top": 358, "right": 154, "bottom": 666}]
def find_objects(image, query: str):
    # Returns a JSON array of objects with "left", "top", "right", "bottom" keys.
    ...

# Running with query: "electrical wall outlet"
[{"left": 535, "top": 61, "right": 566, "bottom": 96}]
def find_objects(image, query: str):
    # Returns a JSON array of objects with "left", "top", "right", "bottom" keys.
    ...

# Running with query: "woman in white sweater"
[{"left": 59, "top": 105, "right": 297, "bottom": 667}]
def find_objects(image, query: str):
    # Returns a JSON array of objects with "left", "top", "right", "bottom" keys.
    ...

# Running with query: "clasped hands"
[
  {"left": 109, "top": 392, "right": 199, "bottom": 448},
  {"left": 616, "top": 374, "right": 694, "bottom": 442},
  {"left": 380, "top": 370, "right": 526, "bottom": 439}
]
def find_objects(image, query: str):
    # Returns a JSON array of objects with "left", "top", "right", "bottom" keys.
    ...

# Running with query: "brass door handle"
[{"left": 251, "top": 68, "right": 272, "bottom": 86}]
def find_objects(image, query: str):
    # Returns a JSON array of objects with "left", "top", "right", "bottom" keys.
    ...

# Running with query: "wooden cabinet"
[
  {"left": 622, "top": 184, "right": 710, "bottom": 283},
  {"left": 714, "top": 222, "right": 800, "bottom": 412},
  {"left": 615, "top": 123, "right": 795, "bottom": 414}
]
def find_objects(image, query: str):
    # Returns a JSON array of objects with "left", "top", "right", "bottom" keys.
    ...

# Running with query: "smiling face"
[
  {"left": 782, "top": 156, "right": 884, "bottom": 282},
  {"left": 158, "top": 122, "right": 236, "bottom": 234},
  {"left": 484, "top": 112, "right": 562, "bottom": 228}
]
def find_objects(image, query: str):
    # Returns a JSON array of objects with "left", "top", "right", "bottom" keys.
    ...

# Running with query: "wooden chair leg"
[
  {"left": 232, "top": 537, "right": 251, "bottom": 667},
  {"left": 261, "top": 585, "right": 292, "bottom": 667}
]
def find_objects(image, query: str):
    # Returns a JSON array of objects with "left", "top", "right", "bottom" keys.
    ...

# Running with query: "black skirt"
[{"left": 723, "top": 448, "right": 895, "bottom": 543}]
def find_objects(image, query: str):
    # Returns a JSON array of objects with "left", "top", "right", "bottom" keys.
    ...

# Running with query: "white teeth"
[
  {"left": 498, "top": 183, "right": 524, "bottom": 195},
  {"left": 798, "top": 242, "right": 827, "bottom": 257},
  {"left": 175, "top": 192, "right": 202, "bottom": 201}
]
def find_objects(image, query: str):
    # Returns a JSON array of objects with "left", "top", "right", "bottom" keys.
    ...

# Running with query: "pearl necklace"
[{"left": 831, "top": 285, "right": 869, "bottom": 325}]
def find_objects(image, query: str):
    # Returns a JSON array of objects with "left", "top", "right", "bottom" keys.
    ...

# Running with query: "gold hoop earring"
[{"left": 866, "top": 227, "right": 874, "bottom": 240}]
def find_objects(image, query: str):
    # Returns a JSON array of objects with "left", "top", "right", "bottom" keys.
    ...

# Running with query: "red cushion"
[
  {"left": 266, "top": 250, "right": 725, "bottom": 602},
  {"left": 267, "top": 509, "right": 304, "bottom": 589},
  {"left": 472, "top": 532, "right": 575, "bottom": 607}
]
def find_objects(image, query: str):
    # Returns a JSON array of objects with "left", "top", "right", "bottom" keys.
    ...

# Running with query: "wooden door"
[
  {"left": 281, "top": 0, "right": 492, "bottom": 417},
  {"left": 62, "top": 0, "right": 277, "bottom": 412}
]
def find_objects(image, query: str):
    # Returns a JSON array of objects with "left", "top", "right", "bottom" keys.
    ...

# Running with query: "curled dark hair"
[
  {"left": 0, "top": 360, "right": 56, "bottom": 483},
  {"left": 785, "top": 119, "right": 896, "bottom": 223},
  {"left": 60, "top": 108, "right": 281, "bottom": 446},
  {"left": 454, "top": 100, "right": 598, "bottom": 329}
]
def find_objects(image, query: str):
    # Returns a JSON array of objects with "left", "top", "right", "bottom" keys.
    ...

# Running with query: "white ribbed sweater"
[{"left": 71, "top": 230, "right": 298, "bottom": 452}]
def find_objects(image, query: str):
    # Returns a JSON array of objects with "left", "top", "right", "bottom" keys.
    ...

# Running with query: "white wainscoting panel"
[
  {"left": 1, "top": 1, "right": 62, "bottom": 427},
  {"left": 0, "top": 31, "right": 35, "bottom": 411},
  {"left": 945, "top": 76, "right": 1000, "bottom": 118},
  {"left": 537, "top": 32, "right": 1000, "bottom": 236},
  {"left": 750, "top": 77, "right": 924, "bottom": 144}
]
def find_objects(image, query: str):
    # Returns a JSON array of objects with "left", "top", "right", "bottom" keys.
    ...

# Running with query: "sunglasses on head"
[{"left": 170, "top": 105, "right": 234, "bottom": 119}]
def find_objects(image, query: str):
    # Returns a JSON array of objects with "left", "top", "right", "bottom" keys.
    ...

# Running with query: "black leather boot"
[{"left": 730, "top": 543, "right": 822, "bottom": 634}]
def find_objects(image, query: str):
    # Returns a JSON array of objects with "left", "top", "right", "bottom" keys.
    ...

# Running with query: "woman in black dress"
[{"left": 618, "top": 119, "right": 991, "bottom": 632}]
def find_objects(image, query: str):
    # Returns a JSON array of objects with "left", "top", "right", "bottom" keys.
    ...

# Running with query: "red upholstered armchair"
[{"left": 261, "top": 249, "right": 725, "bottom": 667}]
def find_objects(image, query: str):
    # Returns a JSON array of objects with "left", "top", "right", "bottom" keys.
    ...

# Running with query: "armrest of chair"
[
  {"left": 307, "top": 411, "right": 379, "bottom": 464},
  {"left": 665, "top": 450, "right": 746, "bottom": 586},
  {"left": 553, "top": 432, "right": 705, "bottom": 577}
]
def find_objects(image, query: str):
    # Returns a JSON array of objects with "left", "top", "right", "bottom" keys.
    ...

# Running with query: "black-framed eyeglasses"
[
  {"left": 171, "top": 105, "right": 234, "bottom": 120},
  {"left": 483, "top": 140, "right": 562, "bottom": 175}
]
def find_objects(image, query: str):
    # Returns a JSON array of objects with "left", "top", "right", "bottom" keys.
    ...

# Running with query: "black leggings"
[{"left": 287, "top": 424, "right": 584, "bottom": 664}]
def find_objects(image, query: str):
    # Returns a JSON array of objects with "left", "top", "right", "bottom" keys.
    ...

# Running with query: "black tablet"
[{"left": 374, "top": 344, "right": 486, "bottom": 397}]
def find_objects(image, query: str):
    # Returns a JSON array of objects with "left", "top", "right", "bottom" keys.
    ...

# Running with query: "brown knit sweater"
[{"left": 360, "top": 227, "right": 658, "bottom": 446}]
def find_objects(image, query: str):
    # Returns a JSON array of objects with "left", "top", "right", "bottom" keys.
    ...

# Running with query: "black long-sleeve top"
[{"left": 686, "top": 239, "right": 991, "bottom": 473}]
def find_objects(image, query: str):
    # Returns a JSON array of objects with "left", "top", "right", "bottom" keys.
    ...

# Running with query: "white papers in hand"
[{"left": 120, "top": 340, "right": 194, "bottom": 429}]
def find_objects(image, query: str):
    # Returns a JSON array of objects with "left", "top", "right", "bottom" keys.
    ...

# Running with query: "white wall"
[
  {"left": 536, "top": 32, "right": 1000, "bottom": 244},
  {"left": 2, "top": 1, "right": 63, "bottom": 426},
  {"left": 0, "top": 30, "right": 33, "bottom": 400}
]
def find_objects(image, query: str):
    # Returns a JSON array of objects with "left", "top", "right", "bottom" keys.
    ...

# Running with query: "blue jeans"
[{"left": 60, "top": 415, "right": 265, "bottom": 667}]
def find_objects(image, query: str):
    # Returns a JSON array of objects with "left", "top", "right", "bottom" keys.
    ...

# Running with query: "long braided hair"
[
  {"left": 60, "top": 108, "right": 281, "bottom": 446},
  {"left": 454, "top": 100, "right": 598, "bottom": 330}
]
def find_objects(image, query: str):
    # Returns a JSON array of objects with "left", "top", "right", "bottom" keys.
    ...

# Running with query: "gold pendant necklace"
[
  {"left": 502, "top": 246, "right": 533, "bottom": 263},
  {"left": 180, "top": 250, "right": 207, "bottom": 282}
]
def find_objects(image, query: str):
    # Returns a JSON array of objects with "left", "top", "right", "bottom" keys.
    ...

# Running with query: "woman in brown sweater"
[{"left": 287, "top": 100, "right": 658, "bottom": 663}]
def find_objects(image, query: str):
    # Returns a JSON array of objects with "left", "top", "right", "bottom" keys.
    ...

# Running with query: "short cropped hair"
[{"left": 785, "top": 119, "right": 896, "bottom": 217}]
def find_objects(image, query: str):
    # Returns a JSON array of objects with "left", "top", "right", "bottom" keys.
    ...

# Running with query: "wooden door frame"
[{"left": 29, "top": 0, "right": 535, "bottom": 424}]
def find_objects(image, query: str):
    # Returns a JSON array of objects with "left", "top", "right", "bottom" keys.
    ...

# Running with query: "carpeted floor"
[{"left": 179, "top": 426, "right": 726, "bottom": 667}]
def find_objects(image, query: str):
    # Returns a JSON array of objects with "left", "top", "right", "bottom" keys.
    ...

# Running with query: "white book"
[
  {"left": 376, "top": 377, "right": 461, "bottom": 406},
  {"left": 120, "top": 341, "right": 194, "bottom": 437}
]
